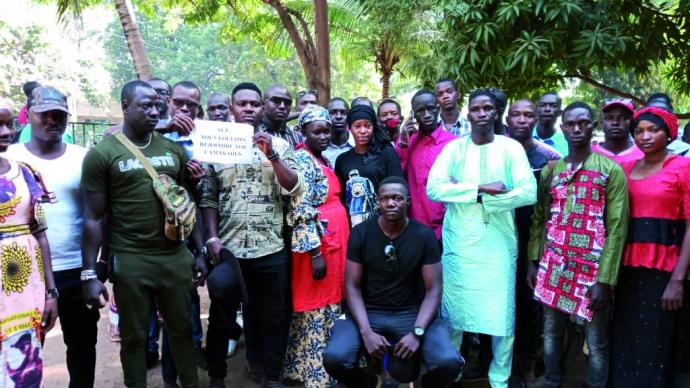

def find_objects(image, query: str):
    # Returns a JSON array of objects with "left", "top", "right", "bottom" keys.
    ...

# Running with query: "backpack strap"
[{"left": 115, "top": 132, "right": 159, "bottom": 181}]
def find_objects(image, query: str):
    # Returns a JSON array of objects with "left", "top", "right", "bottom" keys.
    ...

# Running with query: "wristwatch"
[
  {"left": 46, "top": 288, "right": 59, "bottom": 299},
  {"left": 413, "top": 326, "right": 425, "bottom": 338}
]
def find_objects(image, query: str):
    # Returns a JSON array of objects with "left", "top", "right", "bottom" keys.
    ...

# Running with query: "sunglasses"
[
  {"left": 172, "top": 98, "right": 200, "bottom": 111},
  {"left": 384, "top": 242, "right": 397, "bottom": 273},
  {"left": 298, "top": 89, "right": 318, "bottom": 98},
  {"left": 268, "top": 96, "right": 293, "bottom": 107}
]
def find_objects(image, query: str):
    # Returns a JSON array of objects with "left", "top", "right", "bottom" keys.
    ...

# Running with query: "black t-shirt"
[
  {"left": 334, "top": 146, "right": 403, "bottom": 198},
  {"left": 347, "top": 218, "right": 440, "bottom": 310},
  {"left": 516, "top": 142, "right": 558, "bottom": 258}
]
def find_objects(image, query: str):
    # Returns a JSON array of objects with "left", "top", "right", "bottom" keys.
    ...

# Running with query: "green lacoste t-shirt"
[{"left": 81, "top": 132, "right": 189, "bottom": 255}]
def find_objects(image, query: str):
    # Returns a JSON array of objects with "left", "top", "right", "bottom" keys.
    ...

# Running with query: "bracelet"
[
  {"left": 46, "top": 288, "right": 59, "bottom": 299},
  {"left": 205, "top": 237, "right": 220, "bottom": 246},
  {"left": 80, "top": 269, "right": 97, "bottom": 282},
  {"left": 267, "top": 150, "right": 279, "bottom": 161}
]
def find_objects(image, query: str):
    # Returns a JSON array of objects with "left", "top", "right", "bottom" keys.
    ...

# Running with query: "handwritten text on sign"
[{"left": 192, "top": 120, "right": 253, "bottom": 164}]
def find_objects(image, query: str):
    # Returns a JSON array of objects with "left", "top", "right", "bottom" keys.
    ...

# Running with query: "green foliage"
[
  {"left": 103, "top": 12, "right": 306, "bottom": 100},
  {"left": 409, "top": 0, "right": 690, "bottom": 101},
  {"left": 570, "top": 68, "right": 690, "bottom": 114},
  {"left": 0, "top": 19, "right": 108, "bottom": 108},
  {"left": 146, "top": 0, "right": 424, "bottom": 99},
  {"left": 101, "top": 10, "right": 388, "bottom": 102}
]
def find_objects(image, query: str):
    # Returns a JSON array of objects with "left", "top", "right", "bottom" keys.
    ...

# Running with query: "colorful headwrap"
[
  {"left": 298, "top": 104, "right": 331, "bottom": 131},
  {"left": 632, "top": 106, "right": 679, "bottom": 141},
  {"left": 0, "top": 97, "right": 14, "bottom": 113}
]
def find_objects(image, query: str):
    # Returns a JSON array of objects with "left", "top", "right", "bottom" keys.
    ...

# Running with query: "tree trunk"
[
  {"left": 114, "top": 0, "right": 153, "bottom": 80},
  {"left": 264, "top": 1, "right": 318, "bottom": 90},
  {"left": 375, "top": 38, "right": 399, "bottom": 100},
  {"left": 314, "top": 0, "right": 330, "bottom": 105},
  {"left": 381, "top": 68, "right": 391, "bottom": 99}
]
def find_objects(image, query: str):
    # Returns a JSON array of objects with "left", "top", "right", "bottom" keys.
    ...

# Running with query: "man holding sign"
[{"left": 200, "top": 82, "right": 304, "bottom": 388}]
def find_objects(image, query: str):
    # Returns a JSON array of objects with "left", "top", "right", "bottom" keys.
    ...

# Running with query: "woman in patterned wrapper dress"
[
  {"left": 283, "top": 105, "right": 350, "bottom": 387},
  {"left": 0, "top": 98, "right": 58, "bottom": 388}
]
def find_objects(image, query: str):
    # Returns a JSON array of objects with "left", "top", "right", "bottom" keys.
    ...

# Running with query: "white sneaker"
[
  {"left": 227, "top": 339, "right": 238, "bottom": 358},
  {"left": 236, "top": 311, "right": 243, "bottom": 328}
]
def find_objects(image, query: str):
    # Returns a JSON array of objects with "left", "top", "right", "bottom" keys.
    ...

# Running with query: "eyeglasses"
[
  {"left": 172, "top": 98, "right": 200, "bottom": 111},
  {"left": 297, "top": 89, "right": 318, "bottom": 98},
  {"left": 384, "top": 242, "right": 397, "bottom": 273}
]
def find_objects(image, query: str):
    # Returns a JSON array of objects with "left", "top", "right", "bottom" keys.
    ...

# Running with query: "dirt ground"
[
  {"left": 42, "top": 284, "right": 499, "bottom": 388},
  {"left": 40, "top": 285, "right": 601, "bottom": 388},
  {"left": 42, "top": 286, "right": 255, "bottom": 388}
]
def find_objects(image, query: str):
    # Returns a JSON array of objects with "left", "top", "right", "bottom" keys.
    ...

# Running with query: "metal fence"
[{"left": 71, "top": 122, "right": 114, "bottom": 148}]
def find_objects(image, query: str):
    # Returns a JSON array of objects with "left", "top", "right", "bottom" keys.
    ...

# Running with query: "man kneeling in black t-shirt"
[{"left": 323, "top": 176, "right": 463, "bottom": 387}]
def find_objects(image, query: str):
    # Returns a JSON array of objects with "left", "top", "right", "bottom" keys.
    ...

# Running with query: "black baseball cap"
[{"left": 30, "top": 86, "right": 69, "bottom": 114}]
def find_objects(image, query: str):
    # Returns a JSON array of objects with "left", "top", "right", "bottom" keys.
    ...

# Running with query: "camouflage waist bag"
[{"left": 115, "top": 132, "right": 196, "bottom": 241}]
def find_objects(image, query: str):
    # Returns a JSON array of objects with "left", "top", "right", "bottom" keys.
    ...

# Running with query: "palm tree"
[{"left": 56, "top": 0, "right": 153, "bottom": 80}]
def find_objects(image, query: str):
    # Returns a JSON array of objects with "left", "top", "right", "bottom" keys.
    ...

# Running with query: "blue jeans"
[{"left": 543, "top": 306, "right": 609, "bottom": 388}]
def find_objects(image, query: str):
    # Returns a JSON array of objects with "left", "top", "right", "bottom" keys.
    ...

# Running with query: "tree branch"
[
  {"left": 261, "top": 0, "right": 318, "bottom": 86},
  {"left": 570, "top": 69, "right": 690, "bottom": 119},
  {"left": 285, "top": 7, "right": 317, "bottom": 65},
  {"left": 570, "top": 69, "right": 645, "bottom": 105},
  {"left": 630, "top": 0, "right": 684, "bottom": 21}
]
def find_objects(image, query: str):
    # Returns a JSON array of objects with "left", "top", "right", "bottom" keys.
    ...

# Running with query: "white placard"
[{"left": 191, "top": 120, "right": 253, "bottom": 164}]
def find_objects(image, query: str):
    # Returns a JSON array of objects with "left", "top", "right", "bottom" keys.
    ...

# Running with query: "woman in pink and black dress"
[{"left": 611, "top": 106, "right": 690, "bottom": 387}]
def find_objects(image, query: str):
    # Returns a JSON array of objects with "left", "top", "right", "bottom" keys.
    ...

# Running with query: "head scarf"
[
  {"left": 0, "top": 97, "right": 14, "bottom": 113},
  {"left": 632, "top": 106, "right": 679, "bottom": 141},
  {"left": 298, "top": 104, "right": 331, "bottom": 132},
  {"left": 346, "top": 104, "right": 391, "bottom": 153},
  {"left": 347, "top": 104, "right": 377, "bottom": 127}
]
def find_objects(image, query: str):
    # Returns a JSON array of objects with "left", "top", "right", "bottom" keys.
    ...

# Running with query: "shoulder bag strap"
[{"left": 115, "top": 132, "right": 159, "bottom": 181}]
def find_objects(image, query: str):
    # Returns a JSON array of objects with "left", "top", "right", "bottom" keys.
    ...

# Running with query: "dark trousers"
[
  {"left": 207, "top": 248, "right": 291, "bottom": 381},
  {"left": 54, "top": 268, "right": 100, "bottom": 388},
  {"left": 323, "top": 308, "right": 463, "bottom": 387},
  {"left": 147, "top": 293, "right": 204, "bottom": 349},
  {"left": 543, "top": 306, "right": 610, "bottom": 388},
  {"left": 161, "top": 290, "right": 203, "bottom": 383},
  {"left": 112, "top": 249, "right": 198, "bottom": 388}
]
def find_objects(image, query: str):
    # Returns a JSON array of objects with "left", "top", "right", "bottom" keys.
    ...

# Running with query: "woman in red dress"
[
  {"left": 612, "top": 106, "right": 690, "bottom": 387},
  {"left": 283, "top": 105, "right": 349, "bottom": 387}
]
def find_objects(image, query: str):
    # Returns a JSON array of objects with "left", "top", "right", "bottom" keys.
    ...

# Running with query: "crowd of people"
[{"left": 0, "top": 75, "right": 688, "bottom": 388}]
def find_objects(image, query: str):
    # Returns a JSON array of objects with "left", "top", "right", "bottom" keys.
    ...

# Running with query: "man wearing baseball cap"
[
  {"left": 6, "top": 85, "right": 97, "bottom": 387},
  {"left": 592, "top": 98, "right": 643, "bottom": 164},
  {"left": 18, "top": 86, "right": 74, "bottom": 144}
]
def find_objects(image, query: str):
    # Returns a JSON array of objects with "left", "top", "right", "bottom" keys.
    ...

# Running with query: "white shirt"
[{"left": 6, "top": 144, "right": 88, "bottom": 272}]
